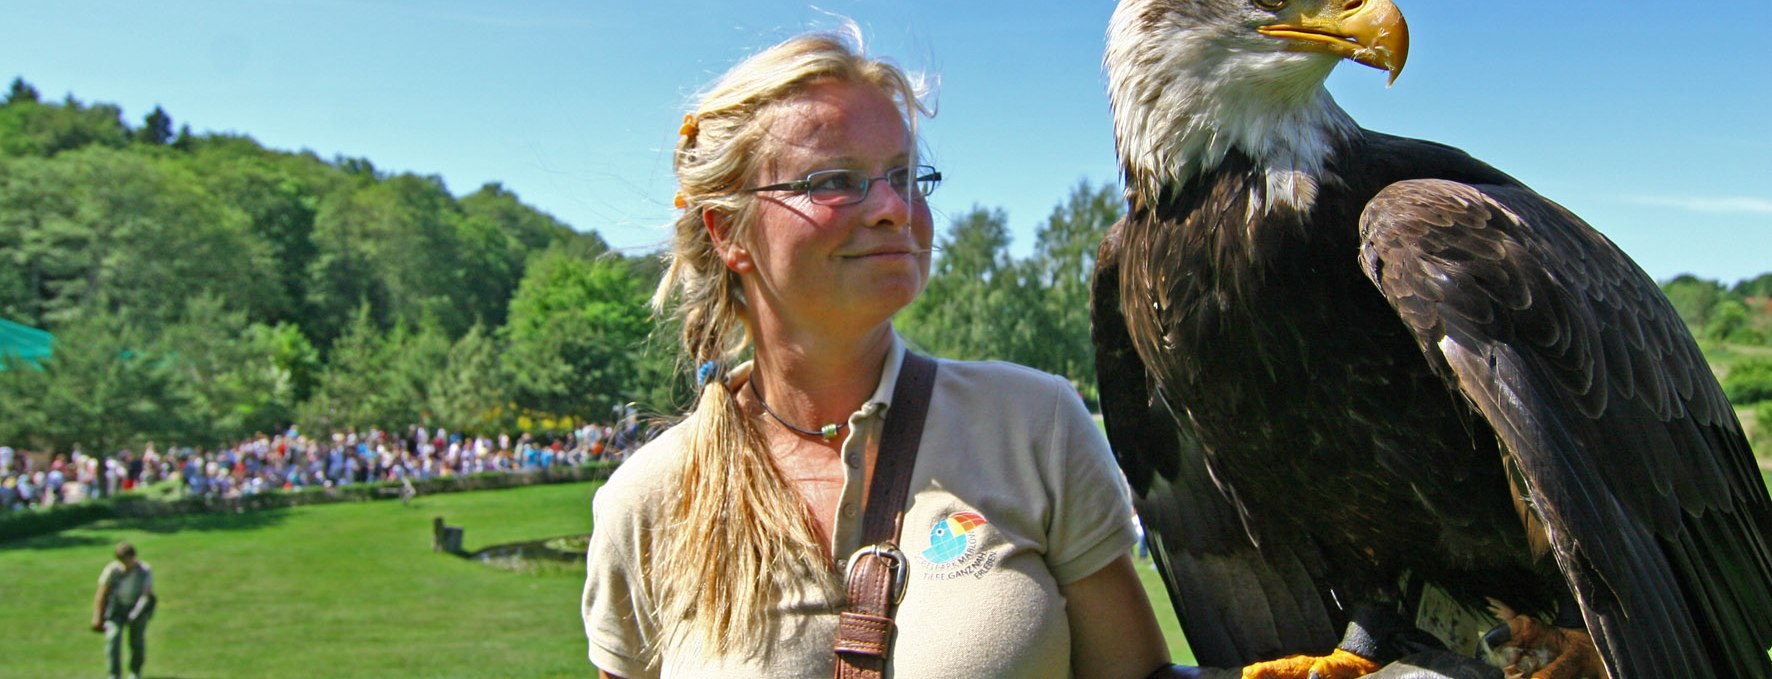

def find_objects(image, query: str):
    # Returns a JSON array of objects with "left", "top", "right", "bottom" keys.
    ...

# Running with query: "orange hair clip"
[
  {"left": 679, "top": 114, "right": 699, "bottom": 143},
  {"left": 674, "top": 114, "right": 700, "bottom": 210}
]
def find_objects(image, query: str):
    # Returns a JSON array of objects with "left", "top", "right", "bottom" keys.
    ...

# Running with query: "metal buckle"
[{"left": 844, "top": 542, "right": 908, "bottom": 606}]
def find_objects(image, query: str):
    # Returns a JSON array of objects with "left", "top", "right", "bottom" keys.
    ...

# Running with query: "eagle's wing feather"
[
  {"left": 1095, "top": 217, "right": 1342, "bottom": 666},
  {"left": 1358, "top": 179, "right": 1772, "bottom": 678}
]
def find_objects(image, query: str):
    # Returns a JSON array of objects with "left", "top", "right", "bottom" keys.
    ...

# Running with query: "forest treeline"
[
  {"left": 0, "top": 78, "right": 1119, "bottom": 457},
  {"left": 0, "top": 77, "right": 656, "bottom": 455},
  {"left": 1, "top": 77, "right": 1767, "bottom": 459}
]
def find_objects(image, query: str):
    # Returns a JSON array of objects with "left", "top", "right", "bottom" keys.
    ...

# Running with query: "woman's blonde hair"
[{"left": 647, "top": 25, "right": 933, "bottom": 661}]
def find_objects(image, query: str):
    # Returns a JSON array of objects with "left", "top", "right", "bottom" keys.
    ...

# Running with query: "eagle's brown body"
[{"left": 1093, "top": 1, "right": 1772, "bottom": 676}]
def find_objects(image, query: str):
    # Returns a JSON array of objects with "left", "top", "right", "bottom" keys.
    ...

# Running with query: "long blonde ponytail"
[{"left": 650, "top": 376, "right": 833, "bottom": 659}]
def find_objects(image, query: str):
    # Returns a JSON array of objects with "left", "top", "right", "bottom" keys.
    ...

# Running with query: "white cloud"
[{"left": 1621, "top": 195, "right": 1772, "bottom": 216}]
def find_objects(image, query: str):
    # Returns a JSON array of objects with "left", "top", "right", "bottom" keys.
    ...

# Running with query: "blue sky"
[{"left": 4, "top": 0, "right": 1767, "bottom": 284}]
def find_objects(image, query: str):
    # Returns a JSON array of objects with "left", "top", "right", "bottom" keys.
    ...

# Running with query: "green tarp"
[{"left": 0, "top": 318, "right": 53, "bottom": 370}]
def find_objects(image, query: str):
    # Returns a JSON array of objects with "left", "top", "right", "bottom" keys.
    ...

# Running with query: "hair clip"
[
  {"left": 696, "top": 360, "right": 721, "bottom": 387},
  {"left": 674, "top": 114, "right": 700, "bottom": 211},
  {"left": 679, "top": 113, "right": 700, "bottom": 144}
]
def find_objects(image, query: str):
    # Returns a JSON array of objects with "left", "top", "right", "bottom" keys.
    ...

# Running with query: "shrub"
[
  {"left": 1755, "top": 402, "right": 1772, "bottom": 460},
  {"left": 0, "top": 498, "right": 115, "bottom": 543},
  {"left": 0, "top": 462, "right": 619, "bottom": 544},
  {"left": 1723, "top": 358, "right": 1772, "bottom": 406}
]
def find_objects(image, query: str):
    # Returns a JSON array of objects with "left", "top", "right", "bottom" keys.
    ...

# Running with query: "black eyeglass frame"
[{"left": 742, "top": 165, "right": 942, "bottom": 206}]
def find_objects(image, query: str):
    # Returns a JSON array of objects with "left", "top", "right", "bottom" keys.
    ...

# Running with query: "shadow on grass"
[
  {"left": 109, "top": 506, "right": 293, "bottom": 535},
  {"left": 4, "top": 531, "right": 112, "bottom": 550},
  {"left": 5, "top": 508, "right": 295, "bottom": 549}
]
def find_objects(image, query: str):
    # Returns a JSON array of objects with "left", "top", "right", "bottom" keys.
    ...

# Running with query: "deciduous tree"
[
  {"left": 502, "top": 249, "right": 654, "bottom": 422},
  {"left": 1027, "top": 181, "right": 1121, "bottom": 399}
]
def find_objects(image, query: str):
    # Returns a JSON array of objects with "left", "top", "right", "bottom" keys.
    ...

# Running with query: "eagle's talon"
[
  {"left": 1478, "top": 603, "right": 1609, "bottom": 679},
  {"left": 1241, "top": 648, "right": 1380, "bottom": 679},
  {"left": 1482, "top": 621, "right": 1514, "bottom": 652},
  {"left": 1485, "top": 596, "right": 1516, "bottom": 621}
]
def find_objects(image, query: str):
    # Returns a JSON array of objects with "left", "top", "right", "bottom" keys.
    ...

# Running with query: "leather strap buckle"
[{"left": 844, "top": 543, "right": 908, "bottom": 606}]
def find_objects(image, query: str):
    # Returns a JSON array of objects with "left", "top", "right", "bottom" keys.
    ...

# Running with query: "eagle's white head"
[{"left": 1106, "top": 0, "right": 1408, "bottom": 213}]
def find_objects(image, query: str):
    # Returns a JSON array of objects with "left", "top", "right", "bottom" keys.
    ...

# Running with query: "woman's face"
[{"left": 729, "top": 79, "right": 934, "bottom": 339}]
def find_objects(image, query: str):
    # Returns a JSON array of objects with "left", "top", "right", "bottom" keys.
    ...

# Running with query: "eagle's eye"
[{"left": 1252, "top": 0, "right": 1288, "bottom": 10}]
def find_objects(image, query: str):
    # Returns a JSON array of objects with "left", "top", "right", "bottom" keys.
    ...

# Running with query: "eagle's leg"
[
  {"left": 1238, "top": 648, "right": 1379, "bottom": 679},
  {"left": 1241, "top": 603, "right": 1439, "bottom": 679},
  {"left": 1481, "top": 598, "right": 1610, "bottom": 679}
]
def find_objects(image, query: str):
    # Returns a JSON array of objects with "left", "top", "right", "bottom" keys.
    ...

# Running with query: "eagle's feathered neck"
[{"left": 1105, "top": 5, "right": 1361, "bottom": 215}]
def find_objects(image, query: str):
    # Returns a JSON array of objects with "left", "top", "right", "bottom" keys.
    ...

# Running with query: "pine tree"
[
  {"left": 137, "top": 105, "right": 173, "bottom": 145},
  {"left": 4, "top": 77, "right": 39, "bottom": 104}
]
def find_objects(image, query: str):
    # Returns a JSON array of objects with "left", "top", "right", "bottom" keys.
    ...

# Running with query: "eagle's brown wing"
[{"left": 1359, "top": 179, "right": 1772, "bottom": 678}]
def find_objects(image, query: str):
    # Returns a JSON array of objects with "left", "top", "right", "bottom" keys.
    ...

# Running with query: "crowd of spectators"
[{"left": 1, "top": 419, "right": 644, "bottom": 513}]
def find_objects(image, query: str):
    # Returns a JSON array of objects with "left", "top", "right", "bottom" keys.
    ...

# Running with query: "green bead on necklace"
[{"left": 748, "top": 379, "right": 847, "bottom": 441}]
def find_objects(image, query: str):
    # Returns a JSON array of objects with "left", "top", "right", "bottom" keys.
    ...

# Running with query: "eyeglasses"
[{"left": 743, "top": 165, "right": 941, "bottom": 206}]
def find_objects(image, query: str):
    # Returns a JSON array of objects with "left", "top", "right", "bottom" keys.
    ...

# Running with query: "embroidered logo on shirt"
[{"left": 916, "top": 511, "right": 1000, "bottom": 579}]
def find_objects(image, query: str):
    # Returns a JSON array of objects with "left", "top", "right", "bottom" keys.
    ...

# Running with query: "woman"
[{"left": 582, "top": 27, "right": 1169, "bottom": 678}]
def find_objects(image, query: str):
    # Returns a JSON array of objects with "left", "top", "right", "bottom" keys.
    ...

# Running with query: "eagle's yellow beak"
[{"left": 1258, "top": 0, "right": 1410, "bottom": 85}]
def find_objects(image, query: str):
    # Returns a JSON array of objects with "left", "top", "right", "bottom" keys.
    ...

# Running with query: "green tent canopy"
[{"left": 0, "top": 318, "right": 53, "bottom": 370}]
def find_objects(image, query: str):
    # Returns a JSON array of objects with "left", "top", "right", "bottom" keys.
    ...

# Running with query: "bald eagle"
[{"left": 1091, "top": 1, "right": 1772, "bottom": 678}]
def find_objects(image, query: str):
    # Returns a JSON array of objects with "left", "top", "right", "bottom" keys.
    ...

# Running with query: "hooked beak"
[{"left": 1258, "top": 0, "right": 1410, "bottom": 85}]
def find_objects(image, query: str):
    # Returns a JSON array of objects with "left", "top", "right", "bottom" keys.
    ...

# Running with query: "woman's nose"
[{"left": 859, "top": 178, "right": 913, "bottom": 228}]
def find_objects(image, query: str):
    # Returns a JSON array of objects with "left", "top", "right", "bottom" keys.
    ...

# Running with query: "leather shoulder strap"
[
  {"left": 863, "top": 350, "right": 937, "bottom": 544},
  {"left": 834, "top": 350, "right": 937, "bottom": 679}
]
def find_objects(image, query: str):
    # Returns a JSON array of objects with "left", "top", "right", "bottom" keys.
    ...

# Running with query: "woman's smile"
[{"left": 836, "top": 245, "right": 925, "bottom": 260}]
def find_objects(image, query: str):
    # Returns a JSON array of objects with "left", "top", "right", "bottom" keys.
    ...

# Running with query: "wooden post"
[{"left": 433, "top": 515, "right": 464, "bottom": 554}]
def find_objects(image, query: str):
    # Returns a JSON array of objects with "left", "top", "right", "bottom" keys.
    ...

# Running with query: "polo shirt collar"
[{"left": 859, "top": 329, "right": 908, "bottom": 419}]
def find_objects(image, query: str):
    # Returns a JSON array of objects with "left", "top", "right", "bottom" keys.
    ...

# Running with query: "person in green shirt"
[{"left": 91, "top": 541, "right": 155, "bottom": 679}]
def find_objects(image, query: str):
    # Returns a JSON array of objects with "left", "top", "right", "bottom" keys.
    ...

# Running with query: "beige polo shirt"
[{"left": 583, "top": 338, "right": 1137, "bottom": 678}]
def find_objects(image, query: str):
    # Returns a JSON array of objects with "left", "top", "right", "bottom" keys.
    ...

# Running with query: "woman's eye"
[
  {"left": 809, "top": 172, "right": 861, "bottom": 193},
  {"left": 884, "top": 169, "right": 913, "bottom": 190}
]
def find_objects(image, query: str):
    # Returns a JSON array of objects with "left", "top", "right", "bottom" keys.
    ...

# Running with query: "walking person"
[
  {"left": 581, "top": 26, "right": 1168, "bottom": 678},
  {"left": 92, "top": 542, "right": 155, "bottom": 679}
]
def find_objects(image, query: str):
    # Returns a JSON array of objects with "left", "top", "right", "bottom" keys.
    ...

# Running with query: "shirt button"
[
  {"left": 840, "top": 503, "right": 858, "bottom": 519},
  {"left": 845, "top": 450, "right": 860, "bottom": 468}
]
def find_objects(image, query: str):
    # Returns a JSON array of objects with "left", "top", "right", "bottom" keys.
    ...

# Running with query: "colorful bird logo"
[{"left": 921, "top": 511, "right": 988, "bottom": 565}]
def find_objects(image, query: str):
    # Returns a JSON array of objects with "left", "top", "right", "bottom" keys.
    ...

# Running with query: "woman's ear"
[{"left": 704, "top": 209, "right": 752, "bottom": 274}]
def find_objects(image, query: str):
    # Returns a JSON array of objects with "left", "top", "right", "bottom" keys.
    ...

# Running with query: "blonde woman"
[{"left": 582, "top": 28, "right": 1168, "bottom": 678}]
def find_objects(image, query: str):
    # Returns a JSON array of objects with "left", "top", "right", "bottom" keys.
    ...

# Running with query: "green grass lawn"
[
  {"left": 10, "top": 476, "right": 1765, "bottom": 676},
  {"left": 0, "top": 479, "right": 1196, "bottom": 678},
  {"left": 0, "top": 482, "right": 600, "bottom": 678}
]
